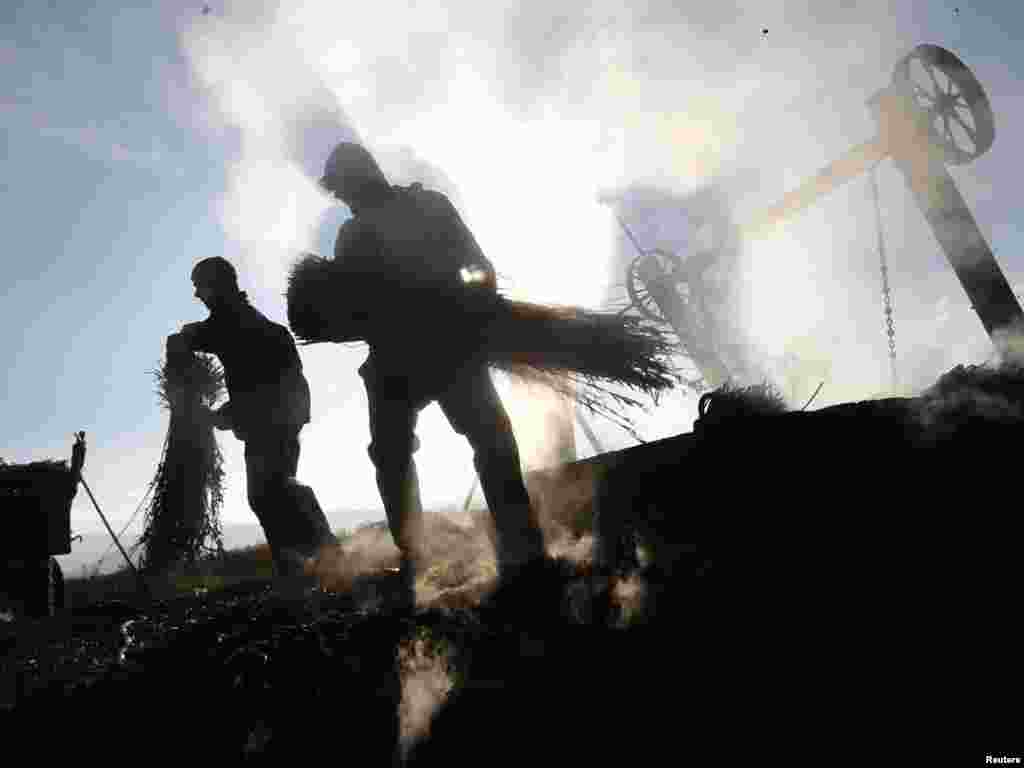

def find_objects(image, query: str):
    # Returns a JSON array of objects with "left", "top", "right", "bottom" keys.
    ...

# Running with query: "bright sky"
[{"left": 3, "top": 1, "right": 1023, "bottom": 541}]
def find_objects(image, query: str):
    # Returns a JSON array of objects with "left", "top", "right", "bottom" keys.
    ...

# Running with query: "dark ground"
[{"left": 2, "top": 366, "right": 1021, "bottom": 763}]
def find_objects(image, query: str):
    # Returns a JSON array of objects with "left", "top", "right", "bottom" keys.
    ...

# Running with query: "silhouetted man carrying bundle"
[
  {"left": 295, "top": 143, "right": 548, "bottom": 607},
  {"left": 169, "top": 257, "right": 338, "bottom": 588},
  {"left": 288, "top": 144, "right": 679, "bottom": 613}
]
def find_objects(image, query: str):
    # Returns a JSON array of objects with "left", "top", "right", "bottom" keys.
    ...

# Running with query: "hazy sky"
[{"left": 3, "top": 1, "right": 1023, "bottom": 544}]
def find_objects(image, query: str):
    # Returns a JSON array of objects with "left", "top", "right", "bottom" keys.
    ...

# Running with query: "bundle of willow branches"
[
  {"left": 287, "top": 252, "right": 680, "bottom": 435},
  {"left": 479, "top": 299, "right": 679, "bottom": 435},
  {"left": 137, "top": 344, "right": 226, "bottom": 574}
]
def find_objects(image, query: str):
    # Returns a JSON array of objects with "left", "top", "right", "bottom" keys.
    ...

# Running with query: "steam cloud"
[{"left": 176, "top": 2, "right": 1014, "bottom": 499}]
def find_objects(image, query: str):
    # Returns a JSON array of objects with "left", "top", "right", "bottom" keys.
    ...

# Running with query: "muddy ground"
[{"left": 4, "top": 367, "right": 1022, "bottom": 762}]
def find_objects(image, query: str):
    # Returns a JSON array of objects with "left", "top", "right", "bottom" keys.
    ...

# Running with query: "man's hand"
[
  {"left": 206, "top": 403, "right": 233, "bottom": 431},
  {"left": 178, "top": 322, "right": 203, "bottom": 345},
  {"left": 197, "top": 406, "right": 230, "bottom": 430},
  {"left": 166, "top": 331, "right": 189, "bottom": 355}
]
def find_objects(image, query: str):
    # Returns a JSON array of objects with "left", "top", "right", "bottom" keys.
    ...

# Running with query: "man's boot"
[
  {"left": 264, "top": 547, "right": 318, "bottom": 621},
  {"left": 288, "top": 480, "right": 338, "bottom": 548},
  {"left": 376, "top": 456, "right": 424, "bottom": 614}
]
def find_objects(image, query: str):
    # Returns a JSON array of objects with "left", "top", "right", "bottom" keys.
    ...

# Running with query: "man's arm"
[
  {"left": 177, "top": 321, "right": 212, "bottom": 351},
  {"left": 209, "top": 402, "right": 234, "bottom": 431},
  {"left": 166, "top": 320, "right": 233, "bottom": 429},
  {"left": 166, "top": 320, "right": 213, "bottom": 361},
  {"left": 329, "top": 219, "right": 377, "bottom": 340}
]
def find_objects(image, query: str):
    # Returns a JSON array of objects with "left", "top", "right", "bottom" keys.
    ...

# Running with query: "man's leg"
[
  {"left": 280, "top": 430, "right": 339, "bottom": 557},
  {"left": 360, "top": 358, "right": 426, "bottom": 608},
  {"left": 438, "top": 365, "right": 546, "bottom": 575},
  {"left": 245, "top": 434, "right": 297, "bottom": 577},
  {"left": 245, "top": 430, "right": 336, "bottom": 579}
]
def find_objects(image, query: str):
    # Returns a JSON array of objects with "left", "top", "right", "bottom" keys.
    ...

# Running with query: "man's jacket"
[
  {"left": 331, "top": 183, "right": 497, "bottom": 353},
  {"left": 184, "top": 294, "right": 311, "bottom": 440}
]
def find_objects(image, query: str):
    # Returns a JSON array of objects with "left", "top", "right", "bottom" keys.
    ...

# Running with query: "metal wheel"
[
  {"left": 625, "top": 249, "right": 682, "bottom": 323},
  {"left": 893, "top": 44, "right": 995, "bottom": 164}
]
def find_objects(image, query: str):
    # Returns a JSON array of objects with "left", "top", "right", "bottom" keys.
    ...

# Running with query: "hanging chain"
[{"left": 869, "top": 165, "right": 897, "bottom": 391}]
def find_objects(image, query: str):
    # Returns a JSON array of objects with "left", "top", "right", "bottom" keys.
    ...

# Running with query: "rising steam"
[{"left": 176, "top": 3, "right": 1010, "bottom": 512}]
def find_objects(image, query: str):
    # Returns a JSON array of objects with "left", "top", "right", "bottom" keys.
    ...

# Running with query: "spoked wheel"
[
  {"left": 626, "top": 249, "right": 684, "bottom": 323},
  {"left": 893, "top": 44, "right": 995, "bottom": 164},
  {"left": 625, "top": 249, "right": 730, "bottom": 389}
]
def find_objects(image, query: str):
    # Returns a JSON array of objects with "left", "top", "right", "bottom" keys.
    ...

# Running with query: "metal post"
[{"left": 78, "top": 475, "right": 151, "bottom": 597}]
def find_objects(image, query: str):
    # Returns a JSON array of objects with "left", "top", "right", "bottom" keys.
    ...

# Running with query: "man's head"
[
  {"left": 319, "top": 142, "right": 390, "bottom": 210},
  {"left": 191, "top": 257, "right": 239, "bottom": 309}
]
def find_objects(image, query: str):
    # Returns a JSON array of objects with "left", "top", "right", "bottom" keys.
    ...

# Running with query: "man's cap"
[
  {"left": 320, "top": 142, "right": 389, "bottom": 193},
  {"left": 191, "top": 256, "right": 238, "bottom": 287}
]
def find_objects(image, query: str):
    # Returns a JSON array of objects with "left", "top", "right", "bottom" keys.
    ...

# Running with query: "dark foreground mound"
[
  {"left": 1, "top": 561, "right": 713, "bottom": 764},
  {"left": 3, "top": 365, "right": 1021, "bottom": 761}
]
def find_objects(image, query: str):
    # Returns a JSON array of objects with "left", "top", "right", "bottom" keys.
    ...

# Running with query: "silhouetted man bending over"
[
  {"left": 169, "top": 257, "right": 337, "bottom": 584},
  {"left": 317, "top": 142, "right": 547, "bottom": 607}
]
